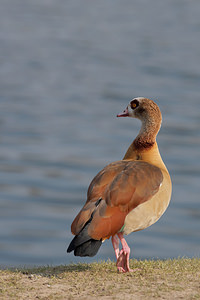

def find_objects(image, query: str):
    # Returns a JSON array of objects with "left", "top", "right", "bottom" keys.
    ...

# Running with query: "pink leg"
[
  {"left": 111, "top": 235, "right": 120, "bottom": 259},
  {"left": 116, "top": 232, "right": 133, "bottom": 273}
]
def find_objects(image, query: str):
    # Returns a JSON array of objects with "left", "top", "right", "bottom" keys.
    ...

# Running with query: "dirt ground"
[{"left": 0, "top": 259, "right": 199, "bottom": 300}]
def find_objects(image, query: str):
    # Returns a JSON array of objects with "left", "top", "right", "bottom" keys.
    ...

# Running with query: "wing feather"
[{"left": 71, "top": 160, "right": 163, "bottom": 239}]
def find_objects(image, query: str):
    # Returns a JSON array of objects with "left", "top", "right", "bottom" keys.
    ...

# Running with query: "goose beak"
[{"left": 117, "top": 107, "right": 129, "bottom": 117}]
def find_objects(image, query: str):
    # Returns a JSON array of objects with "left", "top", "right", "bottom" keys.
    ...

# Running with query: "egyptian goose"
[{"left": 67, "top": 97, "right": 172, "bottom": 272}]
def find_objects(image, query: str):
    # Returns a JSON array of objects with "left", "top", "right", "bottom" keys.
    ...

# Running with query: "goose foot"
[{"left": 112, "top": 233, "right": 133, "bottom": 273}]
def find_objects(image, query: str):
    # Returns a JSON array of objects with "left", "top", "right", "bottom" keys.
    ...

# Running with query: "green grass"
[{"left": 0, "top": 258, "right": 200, "bottom": 300}]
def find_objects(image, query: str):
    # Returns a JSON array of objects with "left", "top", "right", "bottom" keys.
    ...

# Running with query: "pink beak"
[{"left": 117, "top": 107, "right": 129, "bottom": 117}]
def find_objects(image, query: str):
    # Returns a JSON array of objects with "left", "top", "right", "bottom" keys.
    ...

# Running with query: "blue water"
[{"left": 0, "top": 0, "right": 200, "bottom": 267}]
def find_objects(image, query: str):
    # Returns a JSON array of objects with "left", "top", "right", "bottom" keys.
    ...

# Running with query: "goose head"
[
  {"left": 117, "top": 97, "right": 162, "bottom": 147},
  {"left": 117, "top": 97, "right": 161, "bottom": 123}
]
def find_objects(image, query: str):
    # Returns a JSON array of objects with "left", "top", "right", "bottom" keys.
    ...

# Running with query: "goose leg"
[
  {"left": 116, "top": 232, "right": 133, "bottom": 273},
  {"left": 111, "top": 235, "right": 120, "bottom": 259},
  {"left": 111, "top": 234, "right": 125, "bottom": 273}
]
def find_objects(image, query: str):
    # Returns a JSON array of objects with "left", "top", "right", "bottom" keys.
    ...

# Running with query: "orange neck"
[{"left": 123, "top": 141, "right": 168, "bottom": 172}]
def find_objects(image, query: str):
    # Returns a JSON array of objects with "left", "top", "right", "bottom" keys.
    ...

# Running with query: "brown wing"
[{"left": 71, "top": 160, "right": 163, "bottom": 240}]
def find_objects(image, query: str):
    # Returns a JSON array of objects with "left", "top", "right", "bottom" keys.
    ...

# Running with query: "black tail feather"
[
  {"left": 67, "top": 223, "right": 91, "bottom": 253},
  {"left": 67, "top": 223, "right": 102, "bottom": 257},
  {"left": 74, "top": 239, "right": 102, "bottom": 257}
]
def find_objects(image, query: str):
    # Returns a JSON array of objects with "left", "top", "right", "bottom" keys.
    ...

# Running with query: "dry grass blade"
[{"left": 0, "top": 258, "right": 199, "bottom": 300}]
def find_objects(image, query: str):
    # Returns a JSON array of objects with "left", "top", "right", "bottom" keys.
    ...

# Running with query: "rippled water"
[{"left": 0, "top": 0, "right": 200, "bottom": 267}]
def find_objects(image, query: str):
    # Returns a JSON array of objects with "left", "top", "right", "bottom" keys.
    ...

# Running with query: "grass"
[{"left": 0, "top": 258, "right": 200, "bottom": 299}]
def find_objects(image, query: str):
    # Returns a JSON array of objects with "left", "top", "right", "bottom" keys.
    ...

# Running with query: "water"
[{"left": 0, "top": 0, "right": 199, "bottom": 267}]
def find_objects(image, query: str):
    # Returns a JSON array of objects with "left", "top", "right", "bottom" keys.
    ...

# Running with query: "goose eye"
[{"left": 130, "top": 99, "right": 139, "bottom": 109}]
